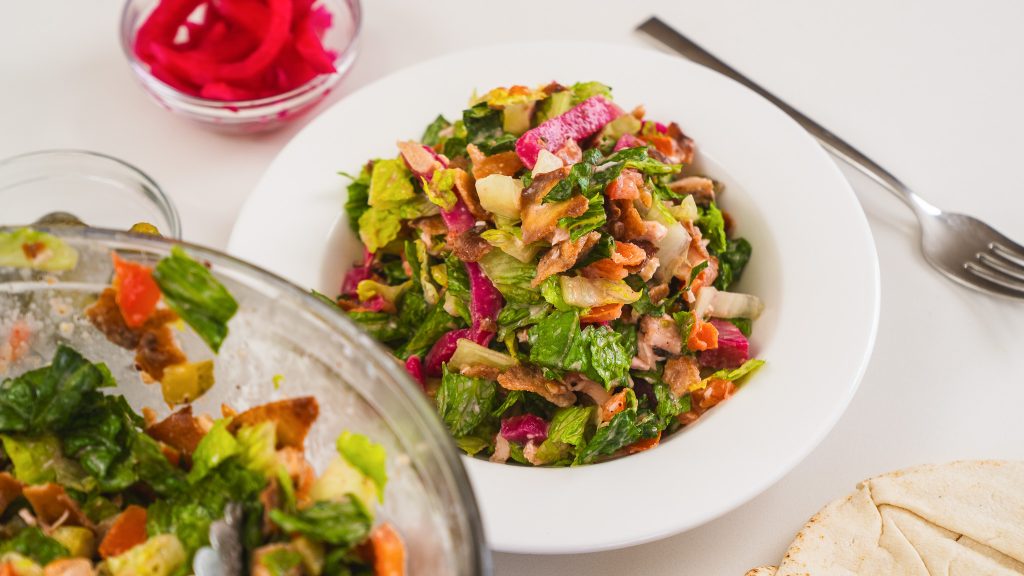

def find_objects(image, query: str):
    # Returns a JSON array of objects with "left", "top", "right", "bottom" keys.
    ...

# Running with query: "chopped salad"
[
  {"left": 0, "top": 230, "right": 404, "bottom": 575},
  {"left": 336, "top": 82, "right": 765, "bottom": 467}
]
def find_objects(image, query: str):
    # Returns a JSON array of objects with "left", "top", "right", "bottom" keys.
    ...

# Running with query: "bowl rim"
[
  {"left": 118, "top": 0, "right": 363, "bottom": 109},
  {"left": 0, "top": 149, "right": 182, "bottom": 240},
  {"left": 1, "top": 224, "right": 492, "bottom": 574}
]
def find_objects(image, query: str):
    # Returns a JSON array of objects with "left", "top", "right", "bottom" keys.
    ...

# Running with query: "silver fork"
[{"left": 638, "top": 17, "right": 1024, "bottom": 300}]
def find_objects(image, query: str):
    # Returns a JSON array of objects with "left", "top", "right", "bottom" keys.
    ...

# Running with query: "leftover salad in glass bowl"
[
  {"left": 0, "top": 226, "right": 489, "bottom": 575},
  {"left": 332, "top": 81, "right": 765, "bottom": 467}
]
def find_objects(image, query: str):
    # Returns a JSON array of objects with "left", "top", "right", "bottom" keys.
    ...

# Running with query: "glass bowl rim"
[{"left": 0, "top": 149, "right": 182, "bottom": 240}]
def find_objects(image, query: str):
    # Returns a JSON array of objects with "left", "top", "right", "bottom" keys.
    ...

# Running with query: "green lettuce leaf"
[
  {"left": 269, "top": 499, "right": 371, "bottom": 547},
  {"left": 697, "top": 202, "right": 727, "bottom": 254},
  {"left": 259, "top": 548, "right": 303, "bottom": 576},
  {"left": 235, "top": 421, "right": 278, "bottom": 478},
  {"left": 341, "top": 166, "right": 371, "bottom": 235},
  {"left": 535, "top": 405, "right": 593, "bottom": 465},
  {"left": 535, "top": 90, "right": 573, "bottom": 124},
  {"left": 0, "top": 344, "right": 106, "bottom": 433},
  {"left": 397, "top": 302, "right": 460, "bottom": 359},
  {"left": 421, "top": 114, "right": 451, "bottom": 147},
  {"left": 0, "top": 527, "right": 69, "bottom": 564},
  {"left": 478, "top": 250, "right": 540, "bottom": 304},
  {"left": 707, "top": 358, "right": 765, "bottom": 383},
  {"left": 369, "top": 158, "right": 416, "bottom": 206},
  {"left": 423, "top": 168, "right": 459, "bottom": 211},
  {"left": 574, "top": 408, "right": 642, "bottom": 465},
  {"left": 715, "top": 237, "right": 752, "bottom": 291},
  {"left": 347, "top": 311, "right": 406, "bottom": 344},
  {"left": 62, "top": 393, "right": 144, "bottom": 492},
  {"left": 188, "top": 418, "right": 239, "bottom": 483},
  {"left": 495, "top": 303, "right": 551, "bottom": 341},
  {"left": 147, "top": 461, "right": 266, "bottom": 560},
  {"left": 437, "top": 365, "right": 497, "bottom": 437},
  {"left": 571, "top": 81, "right": 612, "bottom": 103},
  {"left": 0, "top": 433, "right": 93, "bottom": 491},
  {"left": 480, "top": 228, "right": 544, "bottom": 263},
  {"left": 336, "top": 432, "right": 388, "bottom": 503},
  {"left": 527, "top": 310, "right": 631, "bottom": 388},
  {"left": 653, "top": 382, "right": 690, "bottom": 430},
  {"left": 153, "top": 246, "right": 239, "bottom": 353},
  {"left": 444, "top": 254, "right": 472, "bottom": 325}
]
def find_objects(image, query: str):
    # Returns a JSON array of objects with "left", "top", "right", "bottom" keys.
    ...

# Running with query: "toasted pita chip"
[
  {"left": 146, "top": 406, "right": 206, "bottom": 456},
  {"left": 229, "top": 397, "right": 320, "bottom": 449},
  {"left": 744, "top": 567, "right": 777, "bottom": 576}
]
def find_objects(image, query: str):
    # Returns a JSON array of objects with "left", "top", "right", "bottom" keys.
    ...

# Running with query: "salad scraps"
[
  {"left": 336, "top": 81, "right": 766, "bottom": 467},
  {"left": 86, "top": 246, "right": 237, "bottom": 407},
  {"left": 0, "top": 233, "right": 406, "bottom": 574},
  {"left": 0, "top": 346, "right": 402, "bottom": 575},
  {"left": 133, "top": 0, "right": 337, "bottom": 101}
]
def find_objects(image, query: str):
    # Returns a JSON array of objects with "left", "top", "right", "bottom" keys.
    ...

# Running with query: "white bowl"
[{"left": 228, "top": 41, "right": 880, "bottom": 554}]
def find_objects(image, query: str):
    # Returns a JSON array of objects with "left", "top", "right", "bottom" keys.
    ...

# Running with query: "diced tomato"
[
  {"left": 370, "top": 523, "right": 406, "bottom": 576},
  {"left": 99, "top": 506, "right": 148, "bottom": 559},
  {"left": 686, "top": 319, "right": 719, "bottom": 352},
  {"left": 111, "top": 253, "right": 161, "bottom": 328}
]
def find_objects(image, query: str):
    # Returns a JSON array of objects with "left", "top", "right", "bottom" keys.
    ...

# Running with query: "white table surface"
[{"left": 5, "top": 0, "right": 1024, "bottom": 573}]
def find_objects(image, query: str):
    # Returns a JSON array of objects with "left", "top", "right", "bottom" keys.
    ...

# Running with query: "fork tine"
[
  {"left": 990, "top": 241, "right": 1024, "bottom": 265},
  {"left": 965, "top": 262, "right": 1024, "bottom": 294},
  {"left": 977, "top": 252, "right": 1024, "bottom": 282}
]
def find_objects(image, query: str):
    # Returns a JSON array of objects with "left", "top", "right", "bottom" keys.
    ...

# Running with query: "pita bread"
[
  {"left": 744, "top": 567, "right": 778, "bottom": 576},
  {"left": 773, "top": 460, "right": 1024, "bottom": 576}
]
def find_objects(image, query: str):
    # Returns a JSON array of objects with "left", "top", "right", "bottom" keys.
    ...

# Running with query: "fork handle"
[{"left": 638, "top": 17, "right": 939, "bottom": 216}]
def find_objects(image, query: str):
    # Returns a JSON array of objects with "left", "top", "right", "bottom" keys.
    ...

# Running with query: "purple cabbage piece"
[
  {"left": 515, "top": 95, "right": 623, "bottom": 169},
  {"left": 405, "top": 355, "right": 425, "bottom": 389},
  {"left": 643, "top": 120, "right": 668, "bottom": 134},
  {"left": 422, "top": 252, "right": 503, "bottom": 377},
  {"left": 341, "top": 248, "right": 374, "bottom": 296},
  {"left": 613, "top": 133, "right": 646, "bottom": 152},
  {"left": 699, "top": 319, "right": 749, "bottom": 369},
  {"left": 441, "top": 199, "right": 476, "bottom": 236},
  {"left": 500, "top": 414, "right": 549, "bottom": 444},
  {"left": 465, "top": 261, "right": 503, "bottom": 332}
]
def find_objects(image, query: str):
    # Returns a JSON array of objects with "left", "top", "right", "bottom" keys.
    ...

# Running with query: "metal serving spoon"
[{"left": 638, "top": 17, "right": 1024, "bottom": 300}]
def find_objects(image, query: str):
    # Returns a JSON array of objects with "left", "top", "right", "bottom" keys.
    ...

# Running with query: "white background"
[{"left": 4, "top": 1, "right": 1024, "bottom": 574}]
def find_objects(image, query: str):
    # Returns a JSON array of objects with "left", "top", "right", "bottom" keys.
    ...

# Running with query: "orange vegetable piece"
[
  {"left": 111, "top": 253, "right": 161, "bottom": 328},
  {"left": 624, "top": 431, "right": 661, "bottom": 455},
  {"left": 99, "top": 505, "right": 148, "bottom": 559},
  {"left": 600, "top": 389, "right": 630, "bottom": 422},
  {"left": 580, "top": 303, "right": 624, "bottom": 324},
  {"left": 612, "top": 241, "right": 646, "bottom": 266},
  {"left": 370, "top": 523, "right": 406, "bottom": 576},
  {"left": 0, "top": 563, "right": 17, "bottom": 576},
  {"left": 686, "top": 319, "right": 719, "bottom": 352}
]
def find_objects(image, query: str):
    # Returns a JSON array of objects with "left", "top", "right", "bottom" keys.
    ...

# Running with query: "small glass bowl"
[
  {"left": 120, "top": 0, "right": 362, "bottom": 133},
  {"left": 0, "top": 150, "right": 181, "bottom": 238}
]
